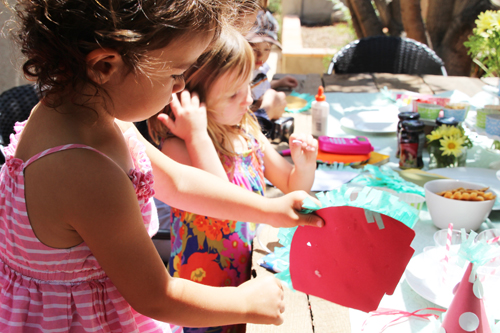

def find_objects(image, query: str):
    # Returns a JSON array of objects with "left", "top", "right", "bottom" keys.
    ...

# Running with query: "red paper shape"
[
  {"left": 441, "top": 262, "right": 491, "bottom": 333},
  {"left": 289, "top": 206, "right": 415, "bottom": 312}
]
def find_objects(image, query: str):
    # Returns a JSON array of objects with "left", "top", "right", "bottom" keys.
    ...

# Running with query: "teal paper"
[
  {"left": 352, "top": 165, "right": 425, "bottom": 196},
  {"left": 275, "top": 185, "right": 420, "bottom": 290},
  {"left": 456, "top": 230, "right": 500, "bottom": 280},
  {"left": 285, "top": 91, "right": 315, "bottom": 113}
]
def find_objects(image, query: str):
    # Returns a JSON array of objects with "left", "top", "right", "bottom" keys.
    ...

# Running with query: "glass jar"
[
  {"left": 435, "top": 116, "right": 459, "bottom": 127},
  {"left": 396, "top": 112, "right": 420, "bottom": 158},
  {"left": 399, "top": 119, "right": 425, "bottom": 169},
  {"left": 428, "top": 145, "right": 467, "bottom": 169}
]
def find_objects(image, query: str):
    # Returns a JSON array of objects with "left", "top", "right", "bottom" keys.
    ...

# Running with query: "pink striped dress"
[{"left": 0, "top": 121, "right": 171, "bottom": 332}]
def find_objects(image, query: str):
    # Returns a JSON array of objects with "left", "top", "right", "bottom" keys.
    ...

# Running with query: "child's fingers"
[
  {"left": 289, "top": 192, "right": 324, "bottom": 227},
  {"left": 157, "top": 113, "right": 174, "bottom": 130},
  {"left": 179, "top": 89, "right": 194, "bottom": 108},
  {"left": 169, "top": 93, "right": 181, "bottom": 118},
  {"left": 290, "top": 135, "right": 317, "bottom": 152},
  {"left": 188, "top": 91, "right": 201, "bottom": 109},
  {"left": 296, "top": 210, "right": 324, "bottom": 228}
]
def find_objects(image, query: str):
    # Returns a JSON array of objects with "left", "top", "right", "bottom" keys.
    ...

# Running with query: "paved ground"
[{"left": 300, "top": 22, "right": 355, "bottom": 50}]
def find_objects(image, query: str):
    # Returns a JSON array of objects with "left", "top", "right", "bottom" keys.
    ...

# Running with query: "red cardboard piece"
[{"left": 289, "top": 206, "right": 415, "bottom": 312}]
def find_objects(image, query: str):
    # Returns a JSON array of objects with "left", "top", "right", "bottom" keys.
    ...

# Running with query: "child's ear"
[{"left": 86, "top": 48, "right": 123, "bottom": 85}]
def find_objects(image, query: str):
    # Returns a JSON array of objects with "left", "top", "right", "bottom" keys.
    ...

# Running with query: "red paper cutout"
[{"left": 289, "top": 206, "right": 415, "bottom": 312}]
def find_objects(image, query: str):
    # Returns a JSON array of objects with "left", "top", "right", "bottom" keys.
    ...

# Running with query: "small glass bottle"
[
  {"left": 399, "top": 119, "right": 425, "bottom": 169},
  {"left": 396, "top": 112, "right": 420, "bottom": 158}
]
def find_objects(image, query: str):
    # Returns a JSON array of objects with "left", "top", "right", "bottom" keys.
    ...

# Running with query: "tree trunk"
[
  {"left": 400, "top": 0, "right": 428, "bottom": 44},
  {"left": 387, "top": 0, "right": 404, "bottom": 37},
  {"left": 349, "top": 0, "right": 384, "bottom": 37},
  {"left": 439, "top": 0, "right": 497, "bottom": 75},
  {"left": 373, "top": 0, "right": 391, "bottom": 29},
  {"left": 345, "top": 0, "right": 364, "bottom": 39},
  {"left": 426, "top": 0, "right": 454, "bottom": 50}
]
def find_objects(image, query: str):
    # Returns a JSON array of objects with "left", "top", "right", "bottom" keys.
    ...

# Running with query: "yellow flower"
[
  {"left": 439, "top": 136, "right": 465, "bottom": 157},
  {"left": 426, "top": 130, "right": 442, "bottom": 142},
  {"left": 440, "top": 125, "right": 462, "bottom": 137},
  {"left": 476, "top": 10, "right": 499, "bottom": 35}
]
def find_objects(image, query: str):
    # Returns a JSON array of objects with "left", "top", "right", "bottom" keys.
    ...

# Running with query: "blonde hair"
[{"left": 149, "top": 27, "right": 264, "bottom": 164}]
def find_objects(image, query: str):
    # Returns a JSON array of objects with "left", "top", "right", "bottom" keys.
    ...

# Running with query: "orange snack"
[{"left": 436, "top": 187, "right": 496, "bottom": 201}]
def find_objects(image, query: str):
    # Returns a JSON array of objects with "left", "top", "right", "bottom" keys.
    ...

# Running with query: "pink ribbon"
[{"left": 361, "top": 307, "right": 446, "bottom": 332}]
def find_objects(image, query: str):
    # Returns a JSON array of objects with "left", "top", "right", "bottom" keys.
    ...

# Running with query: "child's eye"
[{"left": 172, "top": 74, "right": 184, "bottom": 82}]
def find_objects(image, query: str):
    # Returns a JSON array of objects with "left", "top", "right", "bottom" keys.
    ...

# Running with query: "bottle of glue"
[{"left": 311, "top": 86, "right": 329, "bottom": 137}]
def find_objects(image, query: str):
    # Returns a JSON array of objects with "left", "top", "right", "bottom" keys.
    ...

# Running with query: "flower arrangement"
[
  {"left": 464, "top": 10, "right": 500, "bottom": 77},
  {"left": 426, "top": 125, "right": 473, "bottom": 169}
]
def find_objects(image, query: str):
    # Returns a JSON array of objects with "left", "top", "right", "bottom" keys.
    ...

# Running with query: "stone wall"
[
  {"left": 281, "top": 15, "right": 336, "bottom": 75},
  {"left": 282, "top": 0, "right": 334, "bottom": 24}
]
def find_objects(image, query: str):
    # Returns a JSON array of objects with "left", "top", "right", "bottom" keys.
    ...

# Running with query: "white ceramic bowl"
[{"left": 424, "top": 179, "right": 495, "bottom": 232}]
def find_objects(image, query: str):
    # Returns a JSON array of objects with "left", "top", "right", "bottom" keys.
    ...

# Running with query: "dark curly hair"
[{"left": 10, "top": 0, "right": 232, "bottom": 102}]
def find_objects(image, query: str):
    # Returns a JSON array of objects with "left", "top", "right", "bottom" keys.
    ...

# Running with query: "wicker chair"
[
  {"left": 327, "top": 36, "right": 447, "bottom": 76},
  {"left": 0, "top": 84, "right": 40, "bottom": 146}
]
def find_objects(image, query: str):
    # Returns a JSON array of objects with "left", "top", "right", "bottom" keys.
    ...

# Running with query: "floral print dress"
[{"left": 168, "top": 136, "right": 265, "bottom": 333}]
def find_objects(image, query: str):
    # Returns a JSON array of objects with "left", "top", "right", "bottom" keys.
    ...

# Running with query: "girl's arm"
[
  {"left": 261, "top": 132, "right": 318, "bottom": 194},
  {"left": 157, "top": 91, "right": 227, "bottom": 180},
  {"left": 31, "top": 150, "right": 283, "bottom": 326},
  {"left": 117, "top": 120, "right": 324, "bottom": 229}
]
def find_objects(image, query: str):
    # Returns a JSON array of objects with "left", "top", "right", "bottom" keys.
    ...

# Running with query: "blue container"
[{"left": 485, "top": 113, "right": 500, "bottom": 136}]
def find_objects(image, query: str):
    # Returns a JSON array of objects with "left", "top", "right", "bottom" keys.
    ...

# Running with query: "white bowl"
[{"left": 424, "top": 179, "right": 495, "bottom": 232}]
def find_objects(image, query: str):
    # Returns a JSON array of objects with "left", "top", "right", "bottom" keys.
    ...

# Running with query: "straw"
[
  {"left": 487, "top": 235, "right": 500, "bottom": 244},
  {"left": 445, "top": 223, "right": 453, "bottom": 262},
  {"left": 441, "top": 223, "right": 453, "bottom": 283},
  {"left": 481, "top": 233, "right": 500, "bottom": 282}
]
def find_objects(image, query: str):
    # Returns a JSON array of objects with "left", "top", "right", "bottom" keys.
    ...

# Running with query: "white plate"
[
  {"left": 340, "top": 110, "right": 399, "bottom": 134},
  {"left": 430, "top": 167, "right": 500, "bottom": 210},
  {"left": 405, "top": 247, "right": 500, "bottom": 319}
]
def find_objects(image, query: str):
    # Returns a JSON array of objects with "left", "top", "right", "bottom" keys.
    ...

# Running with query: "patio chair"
[
  {"left": 327, "top": 36, "right": 447, "bottom": 76},
  {"left": 0, "top": 84, "right": 40, "bottom": 146}
]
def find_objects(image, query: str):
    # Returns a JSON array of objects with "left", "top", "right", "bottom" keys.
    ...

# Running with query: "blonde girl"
[{"left": 148, "top": 27, "right": 318, "bottom": 333}]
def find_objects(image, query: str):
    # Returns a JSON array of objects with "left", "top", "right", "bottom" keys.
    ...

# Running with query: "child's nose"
[{"left": 244, "top": 88, "right": 253, "bottom": 106}]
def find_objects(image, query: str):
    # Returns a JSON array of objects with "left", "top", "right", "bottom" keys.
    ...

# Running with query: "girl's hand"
[
  {"left": 157, "top": 90, "right": 208, "bottom": 141},
  {"left": 264, "top": 191, "right": 324, "bottom": 228},
  {"left": 239, "top": 276, "right": 285, "bottom": 325},
  {"left": 289, "top": 133, "right": 318, "bottom": 169}
]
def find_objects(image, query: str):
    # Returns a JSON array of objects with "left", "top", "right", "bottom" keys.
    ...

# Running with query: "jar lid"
[
  {"left": 436, "top": 116, "right": 459, "bottom": 127},
  {"left": 398, "top": 111, "right": 420, "bottom": 120},
  {"left": 401, "top": 119, "right": 425, "bottom": 131}
]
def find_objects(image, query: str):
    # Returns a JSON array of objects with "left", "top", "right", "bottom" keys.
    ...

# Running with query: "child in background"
[
  {"left": 0, "top": 1, "right": 324, "bottom": 332},
  {"left": 148, "top": 27, "right": 318, "bottom": 333},
  {"left": 245, "top": 7, "right": 298, "bottom": 103}
]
